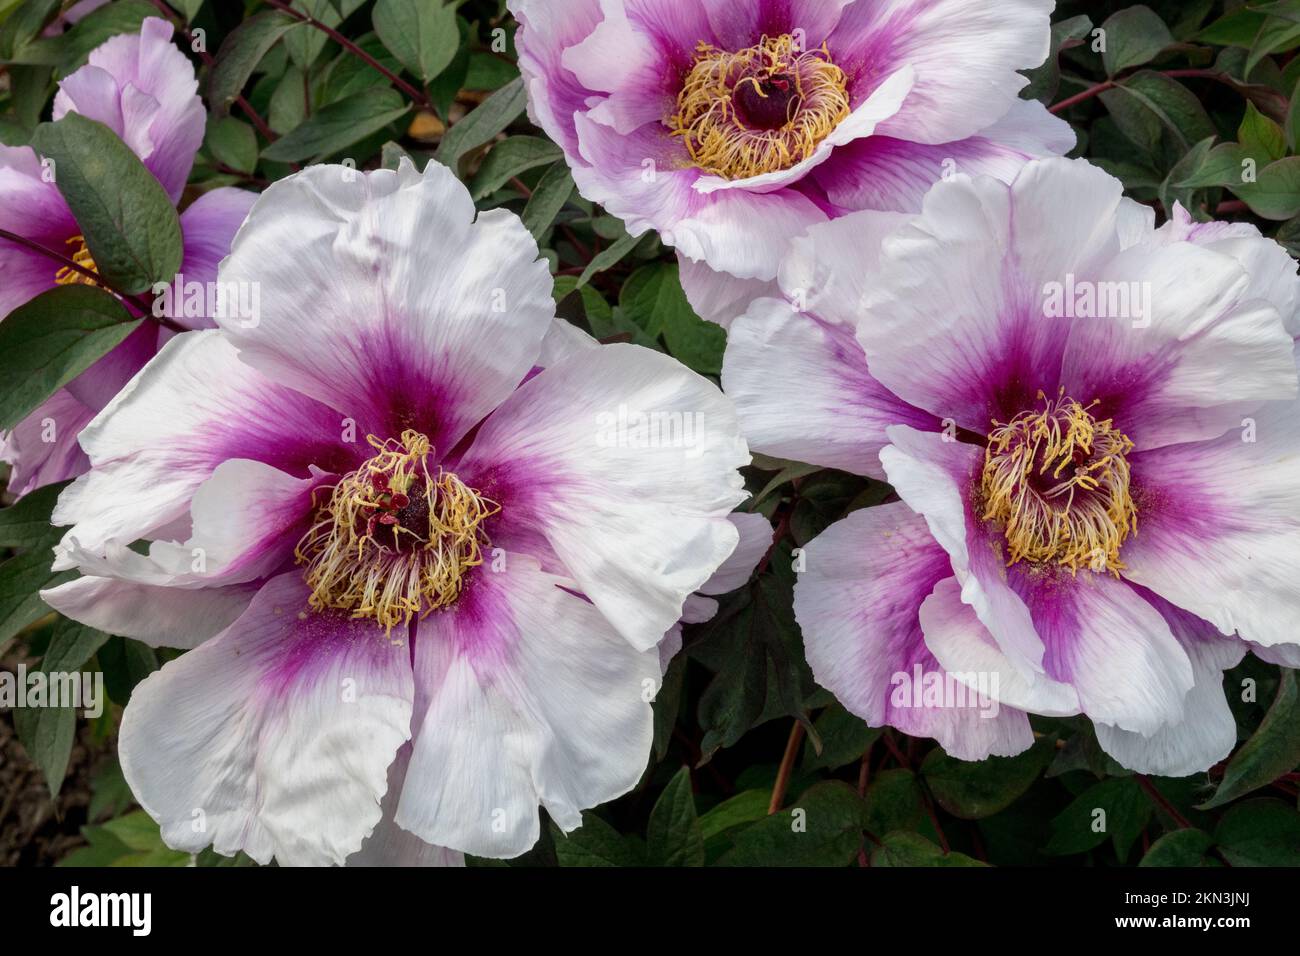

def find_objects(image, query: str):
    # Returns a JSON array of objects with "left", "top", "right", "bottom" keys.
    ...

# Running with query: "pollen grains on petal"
[
  {"left": 670, "top": 34, "right": 851, "bottom": 180},
  {"left": 979, "top": 391, "right": 1137, "bottom": 576},
  {"left": 294, "top": 430, "right": 498, "bottom": 634}
]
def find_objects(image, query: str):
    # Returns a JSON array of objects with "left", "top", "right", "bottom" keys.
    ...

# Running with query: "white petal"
[{"left": 119, "top": 573, "right": 414, "bottom": 866}]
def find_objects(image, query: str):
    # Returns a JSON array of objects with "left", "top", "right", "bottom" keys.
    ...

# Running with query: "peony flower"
[
  {"left": 722, "top": 157, "right": 1300, "bottom": 772},
  {"left": 0, "top": 18, "right": 256, "bottom": 495},
  {"left": 42, "top": 158, "right": 751, "bottom": 865},
  {"left": 509, "top": 0, "right": 1074, "bottom": 325}
]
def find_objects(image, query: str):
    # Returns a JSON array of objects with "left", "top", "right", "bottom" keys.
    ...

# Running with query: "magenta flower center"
[
  {"left": 979, "top": 393, "right": 1137, "bottom": 575},
  {"left": 670, "top": 34, "right": 851, "bottom": 180},
  {"left": 294, "top": 430, "right": 498, "bottom": 633}
]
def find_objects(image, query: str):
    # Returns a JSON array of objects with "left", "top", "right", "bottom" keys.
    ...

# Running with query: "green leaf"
[
  {"left": 41, "top": 616, "right": 110, "bottom": 674},
  {"left": 718, "top": 781, "right": 867, "bottom": 866},
  {"left": 0, "top": 285, "right": 141, "bottom": 431},
  {"left": 0, "top": 0, "right": 57, "bottom": 60},
  {"left": 1046, "top": 777, "right": 1151, "bottom": 862},
  {"left": 204, "top": 116, "right": 259, "bottom": 175},
  {"left": 921, "top": 735, "right": 1057, "bottom": 820},
  {"left": 0, "top": 549, "right": 75, "bottom": 658},
  {"left": 870, "top": 831, "right": 986, "bottom": 867},
  {"left": 1171, "top": 140, "right": 1251, "bottom": 188},
  {"left": 800, "top": 702, "right": 880, "bottom": 772},
  {"left": 1240, "top": 100, "right": 1287, "bottom": 162},
  {"left": 261, "top": 87, "right": 410, "bottom": 163},
  {"left": 1102, "top": 6, "right": 1174, "bottom": 76},
  {"left": 1200, "top": 670, "right": 1300, "bottom": 808},
  {"left": 1109, "top": 71, "right": 1216, "bottom": 150},
  {"left": 1230, "top": 155, "right": 1300, "bottom": 218},
  {"left": 62, "top": 811, "right": 190, "bottom": 867},
  {"left": 618, "top": 262, "right": 724, "bottom": 375},
  {"left": 1139, "top": 828, "right": 1217, "bottom": 867},
  {"left": 30, "top": 113, "right": 184, "bottom": 293},
  {"left": 372, "top": 0, "right": 459, "bottom": 83},
  {"left": 98, "top": 636, "right": 159, "bottom": 706},
  {"left": 469, "top": 136, "right": 563, "bottom": 200},
  {"left": 698, "top": 790, "right": 770, "bottom": 845},
  {"left": 1023, "top": 14, "right": 1092, "bottom": 104},
  {"left": 11, "top": 658, "right": 77, "bottom": 799},
  {"left": 520, "top": 162, "right": 574, "bottom": 242},
  {"left": 646, "top": 766, "right": 705, "bottom": 866},
  {"left": 173, "top": 0, "right": 206, "bottom": 20},
  {"left": 282, "top": 0, "right": 340, "bottom": 70},
  {"left": 208, "top": 11, "right": 304, "bottom": 115},
  {"left": 575, "top": 231, "right": 638, "bottom": 289},
  {"left": 0, "top": 481, "right": 69, "bottom": 549},
  {"left": 553, "top": 813, "right": 642, "bottom": 867},
  {"left": 55, "top": 0, "right": 154, "bottom": 77},
  {"left": 1214, "top": 798, "right": 1300, "bottom": 866},
  {"left": 434, "top": 76, "right": 525, "bottom": 170},
  {"left": 863, "top": 768, "right": 924, "bottom": 836}
]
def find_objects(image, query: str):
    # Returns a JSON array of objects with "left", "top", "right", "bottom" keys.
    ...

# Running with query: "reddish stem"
[{"left": 767, "top": 720, "right": 805, "bottom": 815}]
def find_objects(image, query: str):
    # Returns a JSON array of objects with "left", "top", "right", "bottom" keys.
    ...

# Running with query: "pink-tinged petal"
[
  {"left": 455, "top": 343, "right": 749, "bottom": 652},
  {"left": 723, "top": 297, "right": 936, "bottom": 479},
  {"left": 857, "top": 158, "right": 1128, "bottom": 430},
  {"left": 63, "top": 322, "right": 160, "bottom": 412},
  {"left": 1093, "top": 586, "right": 1244, "bottom": 777},
  {"left": 1250, "top": 641, "right": 1300, "bottom": 668},
  {"left": 396, "top": 555, "right": 659, "bottom": 858},
  {"left": 1121, "top": 392, "right": 1300, "bottom": 651},
  {"left": 920, "top": 577, "right": 1080, "bottom": 716},
  {"left": 658, "top": 623, "right": 684, "bottom": 673},
  {"left": 54, "top": 17, "right": 204, "bottom": 202},
  {"left": 777, "top": 208, "right": 912, "bottom": 329},
  {"left": 879, "top": 425, "right": 1044, "bottom": 673},
  {"left": 41, "top": 576, "right": 259, "bottom": 649},
  {"left": 678, "top": 254, "right": 781, "bottom": 329},
  {"left": 52, "top": 331, "right": 359, "bottom": 562},
  {"left": 691, "top": 67, "right": 914, "bottom": 197},
  {"left": 700, "top": 511, "right": 773, "bottom": 595},
  {"left": 671, "top": 186, "right": 829, "bottom": 281},
  {"left": 1159, "top": 204, "right": 1300, "bottom": 337},
  {"left": 0, "top": 145, "right": 79, "bottom": 316},
  {"left": 161, "top": 186, "right": 259, "bottom": 330},
  {"left": 118, "top": 573, "right": 414, "bottom": 866},
  {"left": 814, "top": 98, "right": 1074, "bottom": 214},
  {"left": 1060, "top": 239, "right": 1296, "bottom": 450},
  {"left": 510, "top": 0, "right": 606, "bottom": 158},
  {"left": 347, "top": 748, "right": 464, "bottom": 867},
  {"left": 703, "top": 0, "right": 853, "bottom": 50},
  {"left": 830, "top": 0, "right": 1053, "bottom": 145},
  {"left": 216, "top": 160, "right": 555, "bottom": 453},
  {"left": 538, "top": 318, "right": 599, "bottom": 367},
  {"left": 1005, "top": 565, "right": 1193, "bottom": 736},
  {"left": 565, "top": 0, "right": 716, "bottom": 134},
  {"left": 795, "top": 503, "right": 1034, "bottom": 760},
  {"left": 0, "top": 389, "right": 94, "bottom": 496}
]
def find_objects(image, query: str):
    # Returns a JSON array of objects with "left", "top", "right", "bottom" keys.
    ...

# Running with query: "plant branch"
[
  {"left": 261, "top": 0, "right": 432, "bottom": 110},
  {"left": 0, "top": 229, "right": 188, "bottom": 330},
  {"left": 767, "top": 720, "right": 805, "bottom": 814}
]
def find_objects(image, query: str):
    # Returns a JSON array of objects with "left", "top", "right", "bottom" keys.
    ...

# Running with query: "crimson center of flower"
[
  {"left": 294, "top": 430, "right": 498, "bottom": 633},
  {"left": 979, "top": 392, "right": 1137, "bottom": 575},
  {"left": 670, "top": 34, "right": 851, "bottom": 180},
  {"left": 55, "top": 234, "right": 99, "bottom": 286}
]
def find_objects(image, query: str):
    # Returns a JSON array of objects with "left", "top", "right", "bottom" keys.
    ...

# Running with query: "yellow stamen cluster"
[
  {"left": 980, "top": 392, "right": 1137, "bottom": 575},
  {"left": 55, "top": 235, "right": 98, "bottom": 286},
  {"left": 670, "top": 34, "right": 851, "bottom": 180},
  {"left": 295, "top": 430, "right": 498, "bottom": 634}
]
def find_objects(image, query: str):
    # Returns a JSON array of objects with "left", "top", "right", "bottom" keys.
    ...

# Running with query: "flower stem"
[
  {"left": 767, "top": 720, "right": 805, "bottom": 814},
  {"left": 261, "top": 0, "right": 433, "bottom": 110}
]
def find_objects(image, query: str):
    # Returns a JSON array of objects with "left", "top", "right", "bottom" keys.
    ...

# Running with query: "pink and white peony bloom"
[
  {"left": 509, "top": 0, "right": 1074, "bottom": 325},
  {"left": 722, "top": 156, "right": 1300, "bottom": 772},
  {"left": 40, "top": 158, "right": 751, "bottom": 866},
  {"left": 0, "top": 18, "right": 257, "bottom": 495}
]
